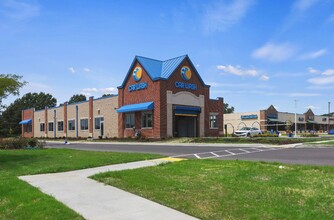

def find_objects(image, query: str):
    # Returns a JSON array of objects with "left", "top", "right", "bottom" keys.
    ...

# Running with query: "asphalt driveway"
[{"left": 46, "top": 142, "right": 334, "bottom": 166}]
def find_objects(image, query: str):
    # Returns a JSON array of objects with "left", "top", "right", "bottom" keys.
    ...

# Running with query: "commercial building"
[
  {"left": 21, "top": 55, "right": 225, "bottom": 139},
  {"left": 224, "top": 105, "right": 333, "bottom": 134},
  {"left": 21, "top": 95, "right": 118, "bottom": 139}
]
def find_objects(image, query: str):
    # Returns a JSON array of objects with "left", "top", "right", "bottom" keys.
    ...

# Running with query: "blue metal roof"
[
  {"left": 117, "top": 101, "right": 154, "bottom": 113},
  {"left": 19, "top": 119, "right": 32, "bottom": 124},
  {"left": 118, "top": 55, "right": 208, "bottom": 88}
]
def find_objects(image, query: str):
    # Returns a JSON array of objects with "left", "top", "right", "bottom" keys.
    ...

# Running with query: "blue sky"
[{"left": 1, "top": 0, "right": 334, "bottom": 114}]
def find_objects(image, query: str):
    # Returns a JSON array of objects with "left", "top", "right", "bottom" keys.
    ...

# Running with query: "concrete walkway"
[{"left": 19, "top": 158, "right": 198, "bottom": 220}]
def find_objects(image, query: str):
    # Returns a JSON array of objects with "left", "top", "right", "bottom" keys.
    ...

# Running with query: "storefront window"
[
  {"left": 80, "top": 119, "right": 89, "bottom": 130},
  {"left": 24, "top": 124, "right": 32, "bottom": 133},
  {"left": 40, "top": 123, "right": 45, "bottom": 132},
  {"left": 95, "top": 117, "right": 104, "bottom": 129},
  {"left": 209, "top": 115, "right": 218, "bottom": 129},
  {"left": 58, "top": 121, "right": 64, "bottom": 131},
  {"left": 48, "top": 122, "right": 54, "bottom": 131},
  {"left": 125, "top": 113, "right": 135, "bottom": 128},
  {"left": 142, "top": 111, "right": 152, "bottom": 128},
  {"left": 68, "top": 120, "right": 75, "bottom": 131}
]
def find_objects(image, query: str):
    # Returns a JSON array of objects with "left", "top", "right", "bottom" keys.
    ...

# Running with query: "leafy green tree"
[
  {"left": 0, "top": 92, "right": 57, "bottom": 137},
  {"left": 224, "top": 103, "right": 234, "bottom": 114},
  {"left": 68, "top": 94, "right": 87, "bottom": 104},
  {"left": 0, "top": 74, "right": 26, "bottom": 110}
]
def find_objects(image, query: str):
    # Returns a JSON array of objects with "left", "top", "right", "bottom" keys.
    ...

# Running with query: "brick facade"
[{"left": 118, "top": 56, "right": 224, "bottom": 138}]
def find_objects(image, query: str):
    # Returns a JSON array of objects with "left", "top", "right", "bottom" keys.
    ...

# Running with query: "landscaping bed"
[{"left": 93, "top": 159, "right": 334, "bottom": 220}]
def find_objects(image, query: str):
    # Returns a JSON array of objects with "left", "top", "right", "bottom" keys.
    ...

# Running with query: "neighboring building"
[
  {"left": 21, "top": 95, "right": 118, "bottom": 139},
  {"left": 21, "top": 55, "right": 225, "bottom": 139},
  {"left": 224, "top": 105, "right": 333, "bottom": 134}
]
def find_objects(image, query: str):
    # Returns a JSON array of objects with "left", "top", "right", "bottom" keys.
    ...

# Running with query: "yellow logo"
[
  {"left": 181, "top": 66, "right": 191, "bottom": 81},
  {"left": 133, "top": 67, "right": 142, "bottom": 81}
]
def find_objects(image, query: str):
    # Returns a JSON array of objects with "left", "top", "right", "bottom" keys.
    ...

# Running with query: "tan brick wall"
[
  {"left": 67, "top": 103, "right": 77, "bottom": 138},
  {"left": 93, "top": 96, "right": 118, "bottom": 138},
  {"left": 55, "top": 107, "right": 64, "bottom": 138},
  {"left": 77, "top": 102, "right": 90, "bottom": 138},
  {"left": 34, "top": 110, "right": 45, "bottom": 138}
]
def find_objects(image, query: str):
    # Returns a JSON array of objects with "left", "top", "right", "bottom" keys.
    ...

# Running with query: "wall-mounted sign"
[
  {"left": 175, "top": 81, "right": 197, "bottom": 90},
  {"left": 241, "top": 114, "right": 258, "bottom": 120},
  {"left": 128, "top": 82, "right": 147, "bottom": 92},
  {"left": 181, "top": 66, "right": 192, "bottom": 81},
  {"left": 133, "top": 67, "right": 142, "bottom": 82}
]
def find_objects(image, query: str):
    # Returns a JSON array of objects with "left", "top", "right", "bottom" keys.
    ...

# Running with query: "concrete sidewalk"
[{"left": 19, "top": 159, "right": 197, "bottom": 220}]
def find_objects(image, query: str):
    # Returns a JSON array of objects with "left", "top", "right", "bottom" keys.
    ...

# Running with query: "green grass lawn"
[
  {"left": 0, "top": 149, "right": 160, "bottom": 219},
  {"left": 93, "top": 160, "right": 334, "bottom": 220}
]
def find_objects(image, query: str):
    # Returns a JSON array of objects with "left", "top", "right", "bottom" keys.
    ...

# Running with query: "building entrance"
[
  {"left": 175, "top": 116, "right": 197, "bottom": 137},
  {"left": 173, "top": 105, "right": 201, "bottom": 137}
]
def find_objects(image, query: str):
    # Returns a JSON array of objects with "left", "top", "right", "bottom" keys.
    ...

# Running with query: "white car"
[{"left": 234, "top": 127, "right": 262, "bottom": 137}]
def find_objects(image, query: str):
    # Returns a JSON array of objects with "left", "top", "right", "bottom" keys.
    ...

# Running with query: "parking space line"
[
  {"left": 211, "top": 152, "right": 219, "bottom": 157},
  {"left": 225, "top": 150, "right": 236, "bottom": 155},
  {"left": 194, "top": 154, "right": 200, "bottom": 159},
  {"left": 238, "top": 149, "right": 250, "bottom": 153}
]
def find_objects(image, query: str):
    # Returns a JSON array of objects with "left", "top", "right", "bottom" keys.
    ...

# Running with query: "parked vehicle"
[
  {"left": 329, "top": 130, "right": 334, "bottom": 135},
  {"left": 234, "top": 127, "right": 262, "bottom": 137}
]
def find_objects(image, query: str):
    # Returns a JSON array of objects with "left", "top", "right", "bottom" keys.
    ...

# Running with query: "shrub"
[
  {"left": 253, "top": 134, "right": 279, "bottom": 138},
  {"left": 300, "top": 133, "right": 319, "bottom": 137},
  {"left": 0, "top": 137, "right": 45, "bottom": 149}
]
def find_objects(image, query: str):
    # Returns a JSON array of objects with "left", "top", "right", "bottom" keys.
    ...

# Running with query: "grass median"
[
  {"left": 0, "top": 149, "right": 160, "bottom": 219},
  {"left": 93, "top": 159, "right": 334, "bottom": 220}
]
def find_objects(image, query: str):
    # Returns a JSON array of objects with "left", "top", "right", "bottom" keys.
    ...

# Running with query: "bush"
[
  {"left": 300, "top": 133, "right": 319, "bottom": 137},
  {"left": 253, "top": 134, "right": 279, "bottom": 138},
  {"left": 0, "top": 137, "right": 45, "bottom": 150}
]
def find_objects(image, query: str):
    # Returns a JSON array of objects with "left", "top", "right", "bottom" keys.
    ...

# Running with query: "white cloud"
[
  {"left": 322, "top": 69, "right": 334, "bottom": 76},
  {"left": 100, "top": 87, "right": 117, "bottom": 93},
  {"left": 293, "top": 0, "right": 319, "bottom": 12},
  {"left": 298, "top": 49, "right": 327, "bottom": 60},
  {"left": 196, "top": 64, "right": 200, "bottom": 67},
  {"left": 307, "top": 68, "right": 334, "bottom": 85},
  {"left": 288, "top": 92, "right": 320, "bottom": 97},
  {"left": 81, "top": 87, "right": 117, "bottom": 94},
  {"left": 305, "top": 105, "right": 320, "bottom": 109},
  {"left": 68, "top": 67, "right": 75, "bottom": 73},
  {"left": 82, "top": 88, "right": 98, "bottom": 92},
  {"left": 217, "top": 65, "right": 258, "bottom": 76},
  {"left": 252, "top": 42, "right": 296, "bottom": 62},
  {"left": 80, "top": 92, "right": 91, "bottom": 97},
  {"left": 307, "top": 67, "right": 320, "bottom": 74},
  {"left": 203, "top": 0, "right": 255, "bottom": 32},
  {"left": 259, "top": 75, "right": 270, "bottom": 81},
  {"left": 83, "top": 68, "right": 91, "bottom": 73},
  {"left": 3, "top": 0, "right": 40, "bottom": 20},
  {"left": 308, "top": 75, "right": 334, "bottom": 85},
  {"left": 328, "top": 14, "right": 334, "bottom": 23}
]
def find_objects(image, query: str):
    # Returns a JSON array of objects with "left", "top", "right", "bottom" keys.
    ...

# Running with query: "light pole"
[
  {"left": 329, "top": 102, "right": 331, "bottom": 132},
  {"left": 294, "top": 100, "right": 298, "bottom": 137}
]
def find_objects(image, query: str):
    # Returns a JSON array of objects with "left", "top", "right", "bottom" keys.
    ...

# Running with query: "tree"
[
  {"left": 68, "top": 94, "right": 87, "bottom": 104},
  {"left": 0, "top": 92, "right": 57, "bottom": 137},
  {"left": 0, "top": 74, "right": 26, "bottom": 110},
  {"left": 224, "top": 103, "right": 234, "bottom": 114}
]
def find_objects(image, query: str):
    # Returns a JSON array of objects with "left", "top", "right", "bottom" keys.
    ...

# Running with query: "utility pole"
[
  {"left": 329, "top": 102, "right": 331, "bottom": 132},
  {"left": 294, "top": 100, "right": 298, "bottom": 137}
]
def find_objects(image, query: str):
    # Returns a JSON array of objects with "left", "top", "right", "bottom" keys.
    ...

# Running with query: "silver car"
[{"left": 234, "top": 127, "right": 262, "bottom": 137}]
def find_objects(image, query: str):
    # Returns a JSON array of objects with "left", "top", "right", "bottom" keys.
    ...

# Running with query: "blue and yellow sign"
[
  {"left": 181, "top": 66, "right": 191, "bottom": 81},
  {"left": 133, "top": 67, "right": 142, "bottom": 81}
]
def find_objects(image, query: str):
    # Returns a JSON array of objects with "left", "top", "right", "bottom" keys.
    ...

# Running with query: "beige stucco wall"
[
  {"left": 93, "top": 96, "right": 118, "bottom": 138},
  {"left": 33, "top": 110, "right": 45, "bottom": 138},
  {"left": 224, "top": 111, "right": 261, "bottom": 134}
]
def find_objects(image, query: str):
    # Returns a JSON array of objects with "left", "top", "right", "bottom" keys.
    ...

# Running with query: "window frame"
[
  {"left": 48, "top": 122, "right": 54, "bottom": 132},
  {"left": 57, "top": 121, "right": 64, "bottom": 131},
  {"left": 94, "top": 117, "right": 104, "bottom": 130},
  {"left": 141, "top": 111, "right": 153, "bottom": 128},
  {"left": 80, "top": 118, "right": 89, "bottom": 131},
  {"left": 40, "top": 123, "right": 45, "bottom": 132},
  {"left": 125, "top": 113, "right": 135, "bottom": 129},
  {"left": 68, "top": 119, "right": 75, "bottom": 131},
  {"left": 209, "top": 114, "right": 219, "bottom": 129}
]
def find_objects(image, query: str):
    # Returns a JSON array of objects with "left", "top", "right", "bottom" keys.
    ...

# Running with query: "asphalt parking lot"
[{"left": 47, "top": 142, "right": 334, "bottom": 166}]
